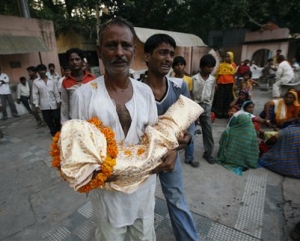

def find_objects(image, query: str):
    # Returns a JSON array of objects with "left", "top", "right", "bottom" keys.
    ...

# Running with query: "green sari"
[{"left": 217, "top": 114, "right": 259, "bottom": 174}]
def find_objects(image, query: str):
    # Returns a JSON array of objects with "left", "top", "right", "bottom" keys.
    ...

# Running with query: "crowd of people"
[
  {"left": 205, "top": 50, "right": 300, "bottom": 178},
  {"left": 0, "top": 49, "right": 95, "bottom": 137},
  {"left": 0, "top": 16, "right": 300, "bottom": 241}
]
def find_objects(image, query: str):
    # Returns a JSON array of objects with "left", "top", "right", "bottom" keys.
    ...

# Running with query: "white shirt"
[
  {"left": 46, "top": 71, "right": 61, "bottom": 83},
  {"left": 192, "top": 73, "right": 216, "bottom": 105},
  {"left": 32, "top": 76, "right": 61, "bottom": 110},
  {"left": 57, "top": 76, "right": 65, "bottom": 93},
  {"left": 0, "top": 73, "right": 11, "bottom": 95},
  {"left": 276, "top": 60, "right": 294, "bottom": 82},
  {"left": 17, "top": 82, "right": 30, "bottom": 99},
  {"left": 71, "top": 76, "right": 158, "bottom": 227}
]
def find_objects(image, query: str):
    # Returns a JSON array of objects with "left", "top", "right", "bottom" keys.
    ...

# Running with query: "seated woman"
[
  {"left": 260, "top": 90, "right": 300, "bottom": 129},
  {"left": 228, "top": 100, "right": 266, "bottom": 132},
  {"left": 217, "top": 113, "right": 259, "bottom": 175},
  {"left": 259, "top": 124, "right": 300, "bottom": 178},
  {"left": 228, "top": 90, "right": 251, "bottom": 118}
]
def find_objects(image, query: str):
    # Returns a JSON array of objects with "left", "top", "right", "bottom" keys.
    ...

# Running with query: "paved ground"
[{"left": 0, "top": 87, "right": 299, "bottom": 241}]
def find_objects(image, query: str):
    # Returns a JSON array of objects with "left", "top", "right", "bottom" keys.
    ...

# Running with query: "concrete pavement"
[{"left": 0, "top": 87, "right": 299, "bottom": 241}]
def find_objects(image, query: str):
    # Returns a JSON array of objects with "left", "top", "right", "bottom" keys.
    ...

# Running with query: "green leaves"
[{"left": 1, "top": 0, "right": 299, "bottom": 42}]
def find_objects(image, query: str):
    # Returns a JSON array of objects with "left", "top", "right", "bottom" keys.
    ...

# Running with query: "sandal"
[
  {"left": 290, "top": 222, "right": 300, "bottom": 241},
  {"left": 185, "top": 160, "right": 200, "bottom": 168}
]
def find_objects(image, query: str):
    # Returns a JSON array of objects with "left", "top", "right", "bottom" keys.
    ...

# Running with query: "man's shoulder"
[
  {"left": 207, "top": 74, "right": 216, "bottom": 82},
  {"left": 166, "top": 77, "right": 190, "bottom": 98},
  {"left": 131, "top": 78, "right": 153, "bottom": 95},
  {"left": 77, "top": 77, "right": 100, "bottom": 92},
  {"left": 167, "top": 77, "right": 185, "bottom": 88},
  {"left": 280, "top": 61, "right": 290, "bottom": 67},
  {"left": 192, "top": 73, "right": 199, "bottom": 80},
  {"left": 192, "top": 73, "right": 215, "bottom": 82},
  {"left": 33, "top": 78, "right": 41, "bottom": 83}
]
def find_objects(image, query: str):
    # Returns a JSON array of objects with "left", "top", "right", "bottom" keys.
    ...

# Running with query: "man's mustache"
[{"left": 110, "top": 57, "right": 128, "bottom": 64}]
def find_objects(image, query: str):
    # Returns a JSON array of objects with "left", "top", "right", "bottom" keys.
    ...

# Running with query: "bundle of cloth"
[{"left": 58, "top": 95, "right": 203, "bottom": 193}]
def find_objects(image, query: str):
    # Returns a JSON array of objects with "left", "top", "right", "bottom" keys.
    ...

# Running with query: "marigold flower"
[
  {"left": 50, "top": 117, "right": 118, "bottom": 193},
  {"left": 137, "top": 148, "right": 145, "bottom": 156},
  {"left": 124, "top": 149, "right": 132, "bottom": 156}
]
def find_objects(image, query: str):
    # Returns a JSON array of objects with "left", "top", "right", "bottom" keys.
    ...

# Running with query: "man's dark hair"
[
  {"left": 36, "top": 64, "right": 47, "bottom": 71},
  {"left": 26, "top": 66, "right": 36, "bottom": 72},
  {"left": 277, "top": 55, "right": 285, "bottom": 62},
  {"left": 144, "top": 34, "right": 176, "bottom": 54},
  {"left": 200, "top": 54, "right": 216, "bottom": 68},
  {"left": 19, "top": 76, "right": 26, "bottom": 81},
  {"left": 66, "top": 48, "right": 85, "bottom": 61},
  {"left": 98, "top": 16, "right": 136, "bottom": 45},
  {"left": 48, "top": 63, "right": 55, "bottom": 68},
  {"left": 172, "top": 56, "right": 186, "bottom": 68}
]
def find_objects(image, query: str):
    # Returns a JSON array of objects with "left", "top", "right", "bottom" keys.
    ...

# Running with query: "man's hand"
[
  {"left": 57, "top": 102, "right": 61, "bottom": 108},
  {"left": 176, "top": 131, "right": 192, "bottom": 150},
  {"left": 92, "top": 170, "right": 118, "bottom": 182},
  {"left": 150, "top": 150, "right": 177, "bottom": 174},
  {"left": 277, "top": 120, "right": 286, "bottom": 128},
  {"left": 17, "top": 99, "right": 21, "bottom": 104},
  {"left": 106, "top": 175, "right": 119, "bottom": 182}
]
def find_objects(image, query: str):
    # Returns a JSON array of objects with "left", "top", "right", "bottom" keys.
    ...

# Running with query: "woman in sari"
[
  {"left": 260, "top": 90, "right": 300, "bottom": 128},
  {"left": 228, "top": 100, "right": 266, "bottom": 132},
  {"left": 217, "top": 113, "right": 259, "bottom": 175},
  {"left": 228, "top": 90, "right": 251, "bottom": 118},
  {"left": 259, "top": 124, "right": 300, "bottom": 178},
  {"left": 213, "top": 51, "right": 237, "bottom": 119}
]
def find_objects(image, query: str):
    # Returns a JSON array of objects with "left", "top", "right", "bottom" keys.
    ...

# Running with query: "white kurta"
[
  {"left": 192, "top": 73, "right": 216, "bottom": 105},
  {"left": 0, "top": 73, "right": 11, "bottom": 95},
  {"left": 32, "top": 77, "right": 61, "bottom": 110},
  {"left": 275, "top": 60, "right": 294, "bottom": 83},
  {"left": 71, "top": 76, "right": 158, "bottom": 227}
]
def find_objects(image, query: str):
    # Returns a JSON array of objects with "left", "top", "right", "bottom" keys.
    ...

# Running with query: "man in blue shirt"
[{"left": 142, "top": 34, "right": 199, "bottom": 241}]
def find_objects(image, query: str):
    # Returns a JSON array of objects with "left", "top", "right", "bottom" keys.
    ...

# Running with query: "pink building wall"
[
  {"left": 241, "top": 28, "right": 290, "bottom": 64},
  {"left": 0, "top": 15, "right": 60, "bottom": 85}
]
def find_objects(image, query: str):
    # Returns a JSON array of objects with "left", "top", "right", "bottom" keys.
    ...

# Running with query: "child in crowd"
[
  {"left": 240, "top": 72, "right": 256, "bottom": 92},
  {"left": 240, "top": 71, "right": 259, "bottom": 96},
  {"left": 172, "top": 56, "right": 193, "bottom": 96},
  {"left": 228, "top": 90, "right": 250, "bottom": 118},
  {"left": 192, "top": 54, "right": 217, "bottom": 165}
]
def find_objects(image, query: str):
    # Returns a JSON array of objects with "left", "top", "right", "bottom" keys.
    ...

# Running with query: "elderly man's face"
[{"left": 98, "top": 24, "right": 135, "bottom": 76}]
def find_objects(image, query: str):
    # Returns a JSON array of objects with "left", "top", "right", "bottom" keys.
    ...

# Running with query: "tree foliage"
[{"left": 0, "top": 0, "right": 299, "bottom": 42}]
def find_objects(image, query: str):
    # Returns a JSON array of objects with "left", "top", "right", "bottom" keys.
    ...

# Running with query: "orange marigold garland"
[
  {"left": 50, "top": 117, "right": 118, "bottom": 193},
  {"left": 137, "top": 147, "right": 145, "bottom": 156}
]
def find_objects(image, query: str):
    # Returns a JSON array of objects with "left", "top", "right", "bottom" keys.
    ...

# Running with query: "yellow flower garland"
[{"left": 50, "top": 117, "right": 118, "bottom": 193}]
